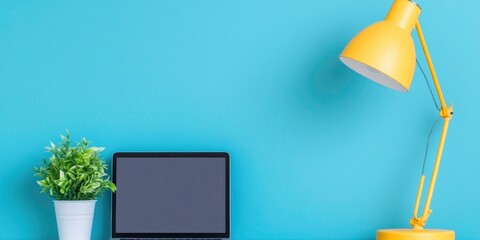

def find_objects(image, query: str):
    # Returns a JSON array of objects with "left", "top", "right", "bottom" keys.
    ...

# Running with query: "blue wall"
[{"left": 0, "top": 1, "right": 478, "bottom": 239}]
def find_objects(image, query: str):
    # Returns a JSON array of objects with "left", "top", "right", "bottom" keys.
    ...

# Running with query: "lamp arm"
[
  {"left": 410, "top": 21, "right": 454, "bottom": 229},
  {"left": 411, "top": 118, "right": 451, "bottom": 229},
  {"left": 415, "top": 21, "right": 448, "bottom": 111}
]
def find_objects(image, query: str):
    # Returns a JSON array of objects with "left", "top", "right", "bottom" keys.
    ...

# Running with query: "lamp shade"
[{"left": 339, "top": 0, "right": 421, "bottom": 92}]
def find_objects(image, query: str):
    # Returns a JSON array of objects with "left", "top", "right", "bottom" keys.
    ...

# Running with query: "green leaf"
[
  {"left": 36, "top": 180, "right": 45, "bottom": 187},
  {"left": 33, "top": 131, "right": 116, "bottom": 200},
  {"left": 59, "top": 170, "right": 65, "bottom": 180},
  {"left": 66, "top": 171, "right": 75, "bottom": 179},
  {"left": 60, "top": 134, "right": 67, "bottom": 142},
  {"left": 90, "top": 147, "right": 105, "bottom": 152}
]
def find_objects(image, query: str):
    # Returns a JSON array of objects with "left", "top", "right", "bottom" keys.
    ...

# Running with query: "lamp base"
[{"left": 377, "top": 229, "right": 454, "bottom": 240}]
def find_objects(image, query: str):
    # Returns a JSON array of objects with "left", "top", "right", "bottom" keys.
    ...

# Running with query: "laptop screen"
[{"left": 112, "top": 152, "right": 230, "bottom": 239}]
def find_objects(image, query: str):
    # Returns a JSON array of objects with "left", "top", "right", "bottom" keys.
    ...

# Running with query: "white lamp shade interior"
[{"left": 340, "top": 56, "right": 408, "bottom": 92}]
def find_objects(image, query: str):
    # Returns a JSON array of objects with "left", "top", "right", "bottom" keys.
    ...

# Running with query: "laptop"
[{"left": 111, "top": 152, "right": 230, "bottom": 240}]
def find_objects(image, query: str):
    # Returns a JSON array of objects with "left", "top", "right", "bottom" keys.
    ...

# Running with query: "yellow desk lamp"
[{"left": 339, "top": 0, "right": 454, "bottom": 239}]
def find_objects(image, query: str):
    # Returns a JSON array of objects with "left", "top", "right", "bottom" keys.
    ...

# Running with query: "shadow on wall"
[
  {"left": 15, "top": 166, "right": 57, "bottom": 239},
  {"left": 92, "top": 191, "right": 112, "bottom": 239},
  {"left": 291, "top": 29, "right": 370, "bottom": 131}
]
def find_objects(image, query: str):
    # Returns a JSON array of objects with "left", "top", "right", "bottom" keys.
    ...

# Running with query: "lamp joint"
[
  {"left": 440, "top": 104, "right": 453, "bottom": 119},
  {"left": 410, "top": 209, "right": 432, "bottom": 229},
  {"left": 410, "top": 217, "right": 424, "bottom": 229}
]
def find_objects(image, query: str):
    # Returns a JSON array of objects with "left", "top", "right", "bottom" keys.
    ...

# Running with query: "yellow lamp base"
[{"left": 377, "top": 229, "right": 454, "bottom": 240}]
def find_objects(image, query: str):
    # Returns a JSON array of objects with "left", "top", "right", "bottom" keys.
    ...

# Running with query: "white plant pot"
[{"left": 54, "top": 200, "right": 96, "bottom": 240}]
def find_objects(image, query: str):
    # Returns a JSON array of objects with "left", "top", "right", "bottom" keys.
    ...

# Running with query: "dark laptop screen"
[{"left": 112, "top": 153, "right": 229, "bottom": 238}]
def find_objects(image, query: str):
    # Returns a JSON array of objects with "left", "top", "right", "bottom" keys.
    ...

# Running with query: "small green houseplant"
[
  {"left": 34, "top": 132, "right": 116, "bottom": 199},
  {"left": 34, "top": 132, "right": 116, "bottom": 240}
]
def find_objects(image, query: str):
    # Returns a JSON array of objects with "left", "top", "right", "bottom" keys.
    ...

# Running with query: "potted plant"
[{"left": 34, "top": 132, "right": 116, "bottom": 240}]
